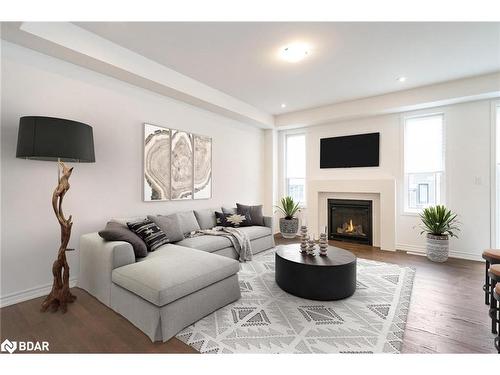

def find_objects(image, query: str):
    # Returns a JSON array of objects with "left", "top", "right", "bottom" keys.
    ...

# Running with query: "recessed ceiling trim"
[
  {"left": 3, "top": 22, "right": 275, "bottom": 129},
  {"left": 275, "top": 72, "right": 500, "bottom": 128}
]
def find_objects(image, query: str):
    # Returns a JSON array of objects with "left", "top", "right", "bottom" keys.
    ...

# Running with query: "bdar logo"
[
  {"left": 1, "top": 339, "right": 17, "bottom": 354},
  {"left": 1, "top": 339, "right": 49, "bottom": 353}
]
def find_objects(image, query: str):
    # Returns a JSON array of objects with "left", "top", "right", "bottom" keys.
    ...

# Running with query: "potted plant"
[
  {"left": 418, "top": 205, "right": 460, "bottom": 262},
  {"left": 275, "top": 196, "right": 301, "bottom": 239}
]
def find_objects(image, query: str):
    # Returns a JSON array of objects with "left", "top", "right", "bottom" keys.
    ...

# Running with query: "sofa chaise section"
[
  {"left": 77, "top": 233, "right": 246, "bottom": 342},
  {"left": 112, "top": 245, "right": 240, "bottom": 306},
  {"left": 110, "top": 245, "right": 241, "bottom": 341}
]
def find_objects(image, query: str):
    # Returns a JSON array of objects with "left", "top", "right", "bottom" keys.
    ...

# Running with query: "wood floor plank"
[{"left": 0, "top": 237, "right": 496, "bottom": 353}]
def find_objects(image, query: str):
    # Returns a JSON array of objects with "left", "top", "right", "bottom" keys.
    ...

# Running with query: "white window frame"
[
  {"left": 402, "top": 112, "right": 446, "bottom": 215},
  {"left": 283, "top": 131, "right": 306, "bottom": 207}
]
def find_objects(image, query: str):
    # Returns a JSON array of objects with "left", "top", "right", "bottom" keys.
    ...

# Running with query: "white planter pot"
[
  {"left": 279, "top": 218, "right": 299, "bottom": 239},
  {"left": 426, "top": 233, "right": 449, "bottom": 262}
]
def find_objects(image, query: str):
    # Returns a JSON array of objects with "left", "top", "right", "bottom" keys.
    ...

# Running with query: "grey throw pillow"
[
  {"left": 237, "top": 203, "right": 264, "bottom": 226},
  {"left": 148, "top": 214, "right": 184, "bottom": 243},
  {"left": 98, "top": 222, "right": 148, "bottom": 258},
  {"left": 175, "top": 211, "right": 201, "bottom": 235},
  {"left": 194, "top": 208, "right": 221, "bottom": 230}
]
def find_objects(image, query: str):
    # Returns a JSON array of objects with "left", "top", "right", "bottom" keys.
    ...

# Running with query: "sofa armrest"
[
  {"left": 263, "top": 216, "right": 274, "bottom": 229},
  {"left": 78, "top": 233, "right": 135, "bottom": 306}
]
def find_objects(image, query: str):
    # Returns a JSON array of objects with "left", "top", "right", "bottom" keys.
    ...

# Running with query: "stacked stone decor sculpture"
[
  {"left": 306, "top": 237, "right": 316, "bottom": 256},
  {"left": 319, "top": 232, "right": 328, "bottom": 256},
  {"left": 300, "top": 225, "right": 308, "bottom": 254},
  {"left": 298, "top": 226, "right": 329, "bottom": 257},
  {"left": 298, "top": 226, "right": 327, "bottom": 257}
]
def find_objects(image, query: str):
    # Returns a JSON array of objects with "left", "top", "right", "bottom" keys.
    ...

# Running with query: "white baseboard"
[
  {"left": 406, "top": 251, "right": 427, "bottom": 257},
  {"left": 0, "top": 278, "right": 78, "bottom": 308},
  {"left": 397, "top": 243, "right": 483, "bottom": 262},
  {"left": 447, "top": 250, "right": 483, "bottom": 262},
  {"left": 397, "top": 243, "right": 426, "bottom": 253}
]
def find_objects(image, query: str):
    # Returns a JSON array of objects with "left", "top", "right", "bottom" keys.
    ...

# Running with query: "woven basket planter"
[
  {"left": 426, "top": 233, "right": 449, "bottom": 262},
  {"left": 279, "top": 218, "right": 299, "bottom": 239}
]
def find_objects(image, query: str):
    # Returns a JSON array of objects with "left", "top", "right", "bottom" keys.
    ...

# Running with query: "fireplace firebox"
[{"left": 328, "top": 199, "right": 373, "bottom": 245}]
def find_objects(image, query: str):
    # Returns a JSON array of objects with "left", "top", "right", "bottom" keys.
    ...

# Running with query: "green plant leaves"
[
  {"left": 274, "top": 196, "right": 301, "bottom": 220},
  {"left": 418, "top": 205, "right": 460, "bottom": 238}
]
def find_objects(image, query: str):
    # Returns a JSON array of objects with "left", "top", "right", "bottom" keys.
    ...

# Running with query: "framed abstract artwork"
[
  {"left": 171, "top": 130, "right": 193, "bottom": 200},
  {"left": 193, "top": 135, "right": 212, "bottom": 199},
  {"left": 144, "top": 124, "right": 171, "bottom": 201},
  {"left": 143, "top": 123, "right": 212, "bottom": 201}
]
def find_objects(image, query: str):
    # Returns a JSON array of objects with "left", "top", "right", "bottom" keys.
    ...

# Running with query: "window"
[
  {"left": 404, "top": 114, "right": 445, "bottom": 213},
  {"left": 285, "top": 133, "right": 306, "bottom": 205}
]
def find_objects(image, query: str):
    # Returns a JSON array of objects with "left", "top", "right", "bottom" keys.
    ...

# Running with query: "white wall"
[
  {"left": 280, "top": 99, "right": 494, "bottom": 261},
  {"left": 262, "top": 129, "right": 278, "bottom": 217},
  {"left": 0, "top": 42, "right": 265, "bottom": 302},
  {"left": 397, "top": 101, "right": 491, "bottom": 260}
]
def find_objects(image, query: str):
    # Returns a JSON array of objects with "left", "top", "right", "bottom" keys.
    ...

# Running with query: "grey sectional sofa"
[{"left": 78, "top": 207, "right": 274, "bottom": 342}]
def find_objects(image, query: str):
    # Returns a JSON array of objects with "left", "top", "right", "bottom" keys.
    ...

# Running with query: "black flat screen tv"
[{"left": 320, "top": 132, "right": 379, "bottom": 168}]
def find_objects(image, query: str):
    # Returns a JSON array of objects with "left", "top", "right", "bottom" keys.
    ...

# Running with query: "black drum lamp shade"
[{"left": 16, "top": 116, "right": 95, "bottom": 162}]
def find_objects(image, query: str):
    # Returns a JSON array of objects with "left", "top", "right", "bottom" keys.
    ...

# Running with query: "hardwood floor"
[
  {"left": 0, "top": 288, "right": 196, "bottom": 353},
  {"left": 1, "top": 237, "right": 496, "bottom": 353},
  {"left": 278, "top": 237, "right": 497, "bottom": 353}
]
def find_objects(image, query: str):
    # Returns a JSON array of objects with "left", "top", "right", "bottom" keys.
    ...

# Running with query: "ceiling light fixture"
[
  {"left": 397, "top": 76, "right": 407, "bottom": 83},
  {"left": 281, "top": 103, "right": 287, "bottom": 108},
  {"left": 279, "top": 42, "right": 311, "bottom": 63}
]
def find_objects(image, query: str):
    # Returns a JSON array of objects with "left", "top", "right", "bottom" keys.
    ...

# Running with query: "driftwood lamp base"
[{"left": 41, "top": 161, "right": 77, "bottom": 313}]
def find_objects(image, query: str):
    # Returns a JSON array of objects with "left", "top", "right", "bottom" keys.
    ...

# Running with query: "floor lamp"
[{"left": 16, "top": 116, "right": 95, "bottom": 313}]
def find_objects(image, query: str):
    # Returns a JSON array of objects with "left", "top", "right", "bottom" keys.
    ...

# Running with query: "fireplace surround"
[
  {"left": 307, "top": 179, "right": 395, "bottom": 251},
  {"left": 328, "top": 199, "right": 373, "bottom": 245}
]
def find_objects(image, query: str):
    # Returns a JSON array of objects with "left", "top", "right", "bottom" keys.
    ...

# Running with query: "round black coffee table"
[{"left": 275, "top": 244, "right": 357, "bottom": 300}]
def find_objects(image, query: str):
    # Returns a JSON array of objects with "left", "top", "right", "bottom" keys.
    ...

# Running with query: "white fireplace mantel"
[{"left": 306, "top": 179, "right": 397, "bottom": 251}]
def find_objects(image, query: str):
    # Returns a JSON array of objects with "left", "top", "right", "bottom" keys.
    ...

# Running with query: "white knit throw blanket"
[{"left": 194, "top": 226, "right": 252, "bottom": 262}]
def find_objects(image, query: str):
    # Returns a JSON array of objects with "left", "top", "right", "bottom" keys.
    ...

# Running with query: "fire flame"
[{"left": 347, "top": 219, "right": 354, "bottom": 232}]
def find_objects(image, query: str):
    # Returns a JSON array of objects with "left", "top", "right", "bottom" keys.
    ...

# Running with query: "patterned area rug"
[{"left": 176, "top": 248, "right": 415, "bottom": 353}]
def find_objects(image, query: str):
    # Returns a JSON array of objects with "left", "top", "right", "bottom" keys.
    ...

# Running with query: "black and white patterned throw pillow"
[
  {"left": 215, "top": 211, "right": 251, "bottom": 228},
  {"left": 127, "top": 219, "right": 170, "bottom": 251}
]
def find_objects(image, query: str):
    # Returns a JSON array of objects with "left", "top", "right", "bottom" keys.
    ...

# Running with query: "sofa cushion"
[
  {"left": 222, "top": 207, "right": 236, "bottom": 214},
  {"left": 148, "top": 214, "right": 184, "bottom": 242},
  {"left": 236, "top": 226, "right": 272, "bottom": 240},
  {"left": 194, "top": 208, "right": 221, "bottom": 230},
  {"left": 215, "top": 211, "right": 252, "bottom": 228},
  {"left": 175, "top": 226, "right": 272, "bottom": 252},
  {"left": 127, "top": 219, "right": 170, "bottom": 252},
  {"left": 98, "top": 221, "right": 148, "bottom": 258},
  {"left": 175, "top": 211, "right": 201, "bottom": 235},
  {"left": 112, "top": 244, "right": 240, "bottom": 307},
  {"left": 176, "top": 235, "right": 233, "bottom": 253},
  {"left": 237, "top": 203, "right": 264, "bottom": 226}
]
